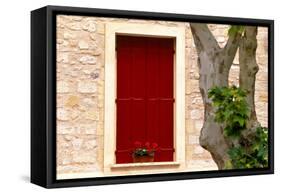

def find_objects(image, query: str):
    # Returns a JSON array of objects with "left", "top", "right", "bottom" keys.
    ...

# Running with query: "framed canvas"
[{"left": 31, "top": 5, "right": 274, "bottom": 188}]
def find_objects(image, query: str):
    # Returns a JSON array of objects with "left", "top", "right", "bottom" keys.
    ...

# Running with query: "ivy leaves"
[
  {"left": 208, "top": 86, "right": 268, "bottom": 169},
  {"left": 227, "top": 127, "right": 268, "bottom": 169},
  {"left": 208, "top": 86, "right": 249, "bottom": 137}
]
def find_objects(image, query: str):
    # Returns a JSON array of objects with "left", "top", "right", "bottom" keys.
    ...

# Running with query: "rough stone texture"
[{"left": 56, "top": 15, "right": 268, "bottom": 177}]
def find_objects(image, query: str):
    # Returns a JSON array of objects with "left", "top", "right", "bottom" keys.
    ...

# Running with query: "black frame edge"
[
  {"left": 46, "top": 5, "right": 273, "bottom": 25},
  {"left": 31, "top": 6, "right": 48, "bottom": 188},
  {"left": 268, "top": 20, "right": 274, "bottom": 174}
]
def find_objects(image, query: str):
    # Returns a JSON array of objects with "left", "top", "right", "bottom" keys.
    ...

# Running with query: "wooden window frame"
[{"left": 104, "top": 22, "right": 186, "bottom": 175}]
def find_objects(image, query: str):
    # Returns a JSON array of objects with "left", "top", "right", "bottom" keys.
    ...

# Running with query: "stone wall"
[{"left": 56, "top": 15, "right": 268, "bottom": 178}]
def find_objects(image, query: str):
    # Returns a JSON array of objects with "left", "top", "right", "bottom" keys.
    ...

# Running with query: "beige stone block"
[
  {"left": 98, "top": 94, "right": 104, "bottom": 103},
  {"left": 185, "top": 119, "right": 195, "bottom": 134},
  {"left": 96, "top": 135, "right": 104, "bottom": 149},
  {"left": 79, "top": 55, "right": 97, "bottom": 65},
  {"left": 99, "top": 69, "right": 105, "bottom": 80},
  {"left": 65, "top": 123, "right": 96, "bottom": 134},
  {"left": 65, "top": 95, "right": 80, "bottom": 107},
  {"left": 96, "top": 122, "right": 104, "bottom": 135},
  {"left": 191, "top": 96, "right": 203, "bottom": 105},
  {"left": 190, "top": 109, "right": 203, "bottom": 120},
  {"left": 194, "top": 120, "right": 203, "bottom": 131},
  {"left": 63, "top": 31, "right": 77, "bottom": 39},
  {"left": 57, "top": 123, "right": 75, "bottom": 134},
  {"left": 257, "top": 74, "right": 268, "bottom": 83},
  {"left": 99, "top": 109, "right": 104, "bottom": 121},
  {"left": 194, "top": 145, "right": 204, "bottom": 154},
  {"left": 57, "top": 52, "right": 69, "bottom": 63},
  {"left": 188, "top": 135, "right": 199, "bottom": 145},
  {"left": 97, "top": 148, "right": 104, "bottom": 167},
  {"left": 187, "top": 159, "right": 218, "bottom": 171},
  {"left": 83, "top": 139, "right": 97, "bottom": 150},
  {"left": 72, "top": 138, "right": 83, "bottom": 151},
  {"left": 78, "top": 40, "right": 89, "bottom": 49},
  {"left": 57, "top": 108, "right": 79, "bottom": 121},
  {"left": 97, "top": 23, "right": 105, "bottom": 34},
  {"left": 89, "top": 33, "right": 97, "bottom": 41},
  {"left": 83, "top": 123, "right": 97, "bottom": 134},
  {"left": 70, "top": 16, "right": 83, "bottom": 21},
  {"left": 255, "top": 80, "right": 268, "bottom": 91},
  {"left": 57, "top": 135, "right": 71, "bottom": 148},
  {"left": 57, "top": 38, "right": 64, "bottom": 44},
  {"left": 57, "top": 81, "right": 70, "bottom": 93},
  {"left": 257, "top": 92, "right": 268, "bottom": 102},
  {"left": 190, "top": 80, "right": 200, "bottom": 93},
  {"left": 68, "top": 39, "right": 78, "bottom": 48},
  {"left": 81, "top": 97, "right": 98, "bottom": 108},
  {"left": 72, "top": 151, "right": 97, "bottom": 163},
  {"left": 78, "top": 81, "right": 97, "bottom": 93},
  {"left": 63, "top": 134, "right": 75, "bottom": 141},
  {"left": 217, "top": 36, "right": 226, "bottom": 43},
  {"left": 60, "top": 155, "right": 73, "bottom": 165},
  {"left": 84, "top": 110, "right": 99, "bottom": 120},
  {"left": 92, "top": 48, "right": 103, "bottom": 56},
  {"left": 82, "top": 19, "right": 96, "bottom": 32},
  {"left": 67, "top": 22, "right": 82, "bottom": 31},
  {"left": 57, "top": 108, "right": 71, "bottom": 121},
  {"left": 185, "top": 145, "right": 194, "bottom": 160},
  {"left": 98, "top": 85, "right": 104, "bottom": 95}
]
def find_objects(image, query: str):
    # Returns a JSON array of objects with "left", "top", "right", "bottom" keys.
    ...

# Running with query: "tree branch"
[
  {"left": 223, "top": 28, "right": 243, "bottom": 68},
  {"left": 239, "top": 26, "right": 259, "bottom": 129},
  {"left": 190, "top": 23, "right": 220, "bottom": 53}
]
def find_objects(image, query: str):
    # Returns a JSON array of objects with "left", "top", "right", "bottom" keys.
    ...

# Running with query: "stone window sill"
[{"left": 111, "top": 161, "right": 180, "bottom": 169}]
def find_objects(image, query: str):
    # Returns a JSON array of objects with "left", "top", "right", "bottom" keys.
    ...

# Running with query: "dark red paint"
[{"left": 116, "top": 36, "right": 174, "bottom": 163}]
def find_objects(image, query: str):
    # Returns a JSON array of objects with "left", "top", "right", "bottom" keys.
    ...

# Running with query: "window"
[{"left": 104, "top": 22, "right": 185, "bottom": 174}]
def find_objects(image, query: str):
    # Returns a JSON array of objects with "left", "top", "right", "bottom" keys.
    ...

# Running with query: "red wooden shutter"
[{"left": 116, "top": 36, "right": 174, "bottom": 163}]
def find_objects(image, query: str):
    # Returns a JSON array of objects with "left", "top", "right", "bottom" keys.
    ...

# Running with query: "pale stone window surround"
[{"left": 104, "top": 22, "right": 186, "bottom": 175}]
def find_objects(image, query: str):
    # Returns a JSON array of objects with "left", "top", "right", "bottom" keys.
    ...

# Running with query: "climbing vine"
[{"left": 208, "top": 86, "right": 268, "bottom": 169}]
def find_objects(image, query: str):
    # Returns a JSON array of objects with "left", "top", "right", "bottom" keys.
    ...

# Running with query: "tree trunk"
[
  {"left": 239, "top": 27, "right": 260, "bottom": 135},
  {"left": 190, "top": 23, "right": 242, "bottom": 169}
]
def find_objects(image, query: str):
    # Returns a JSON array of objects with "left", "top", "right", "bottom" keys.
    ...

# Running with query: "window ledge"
[{"left": 111, "top": 161, "right": 180, "bottom": 169}]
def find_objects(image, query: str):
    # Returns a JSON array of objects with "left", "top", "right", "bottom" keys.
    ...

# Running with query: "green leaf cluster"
[
  {"left": 227, "top": 127, "right": 268, "bottom": 169},
  {"left": 208, "top": 86, "right": 249, "bottom": 137},
  {"left": 134, "top": 148, "right": 149, "bottom": 156},
  {"left": 228, "top": 25, "right": 245, "bottom": 36},
  {"left": 208, "top": 86, "right": 268, "bottom": 169}
]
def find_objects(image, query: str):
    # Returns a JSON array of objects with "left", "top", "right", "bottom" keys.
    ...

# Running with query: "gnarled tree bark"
[{"left": 190, "top": 23, "right": 242, "bottom": 169}]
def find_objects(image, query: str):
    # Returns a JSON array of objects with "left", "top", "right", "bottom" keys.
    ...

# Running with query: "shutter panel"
[
  {"left": 147, "top": 38, "right": 174, "bottom": 162},
  {"left": 116, "top": 36, "right": 132, "bottom": 163},
  {"left": 159, "top": 39, "right": 174, "bottom": 161},
  {"left": 116, "top": 36, "right": 174, "bottom": 163}
]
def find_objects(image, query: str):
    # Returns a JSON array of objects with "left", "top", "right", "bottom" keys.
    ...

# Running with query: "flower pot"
[{"left": 132, "top": 155, "right": 154, "bottom": 163}]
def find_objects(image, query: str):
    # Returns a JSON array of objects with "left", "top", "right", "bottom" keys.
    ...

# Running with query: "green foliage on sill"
[{"left": 134, "top": 149, "right": 150, "bottom": 156}]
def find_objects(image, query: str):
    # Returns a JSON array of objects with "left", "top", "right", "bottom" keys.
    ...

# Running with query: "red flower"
[
  {"left": 151, "top": 142, "right": 158, "bottom": 150},
  {"left": 133, "top": 141, "right": 159, "bottom": 154},
  {"left": 134, "top": 141, "right": 142, "bottom": 149},
  {"left": 144, "top": 142, "right": 150, "bottom": 149}
]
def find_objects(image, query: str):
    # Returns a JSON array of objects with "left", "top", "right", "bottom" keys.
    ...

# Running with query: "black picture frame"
[{"left": 31, "top": 5, "right": 274, "bottom": 188}]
